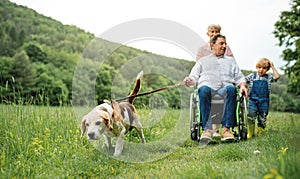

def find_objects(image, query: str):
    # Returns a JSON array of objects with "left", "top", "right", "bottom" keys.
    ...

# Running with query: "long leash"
[{"left": 115, "top": 82, "right": 185, "bottom": 102}]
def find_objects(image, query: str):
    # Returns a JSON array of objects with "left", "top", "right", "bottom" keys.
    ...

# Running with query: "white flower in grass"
[{"left": 254, "top": 150, "right": 260, "bottom": 154}]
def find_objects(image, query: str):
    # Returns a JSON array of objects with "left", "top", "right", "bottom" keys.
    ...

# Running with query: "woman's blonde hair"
[
  {"left": 207, "top": 24, "right": 221, "bottom": 32},
  {"left": 256, "top": 57, "right": 270, "bottom": 71}
]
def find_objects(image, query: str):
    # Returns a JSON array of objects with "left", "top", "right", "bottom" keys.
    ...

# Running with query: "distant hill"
[
  {"left": 0, "top": 0, "right": 95, "bottom": 56},
  {"left": 0, "top": 0, "right": 194, "bottom": 107}
]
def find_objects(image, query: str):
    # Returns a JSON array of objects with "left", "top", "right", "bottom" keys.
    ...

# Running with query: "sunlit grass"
[{"left": 0, "top": 105, "right": 299, "bottom": 178}]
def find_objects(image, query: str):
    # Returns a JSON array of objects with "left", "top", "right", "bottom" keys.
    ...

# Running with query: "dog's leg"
[
  {"left": 114, "top": 125, "right": 126, "bottom": 157},
  {"left": 104, "top": 135, "right": 113, "bottom": 151},
  {"left": 136, "top": 127, "right": 146, "bottom": 143},
  {"left": 133, "top": 116, "right": 146, "bottom": 143},
  {"left": 135, "top": 125, "right": 146, "bottom": 143}
]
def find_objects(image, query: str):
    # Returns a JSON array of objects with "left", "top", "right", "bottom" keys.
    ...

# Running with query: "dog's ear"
[
  {"left": 100, "top": 112, "right": 113, "bottom": 131},
  {"left": 81, "top": 117, "right": 86, "bottom": 138},
  {"left": 111, "top": 100, "right": 122, "bottom": 121}
]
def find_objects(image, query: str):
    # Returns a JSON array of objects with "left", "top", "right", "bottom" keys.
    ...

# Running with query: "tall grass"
[{"left": 0, "top": 105, "right": 299, "bottom": 178}]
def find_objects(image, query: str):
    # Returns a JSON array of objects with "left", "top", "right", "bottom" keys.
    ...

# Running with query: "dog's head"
[
  {"left": 81, "top": 103, "right": 113, "bottom": 140},
  {"left": 80, "top": 100, "right": 122, "bottom": 140}
]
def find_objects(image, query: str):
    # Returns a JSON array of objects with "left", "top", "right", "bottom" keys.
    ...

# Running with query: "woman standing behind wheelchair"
[
  {"left": 183, "top": 34, "right": 248, "bottom": 143},
  {"left": 196, "top": 24, "right": 234, "bottom": 61},
  {"left": 245, "top": 58, "right": 280, "bottom": 139}
]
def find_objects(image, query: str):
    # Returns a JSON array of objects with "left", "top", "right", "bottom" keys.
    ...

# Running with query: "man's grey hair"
[{"left": 210, "top": 34, "right": 226, "bottom": 44}]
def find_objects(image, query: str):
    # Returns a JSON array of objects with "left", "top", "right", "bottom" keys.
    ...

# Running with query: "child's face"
[
  {"left": 256, "top": 66, "right": 268, "bottom": 76},
  {"left": 207, "top": 28, "right": 220, "bottom": 39}
]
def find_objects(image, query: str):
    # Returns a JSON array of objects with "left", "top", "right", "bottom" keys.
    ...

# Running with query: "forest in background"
[{"left": 0, "top": 0, "right": 299, "bottom": 112}]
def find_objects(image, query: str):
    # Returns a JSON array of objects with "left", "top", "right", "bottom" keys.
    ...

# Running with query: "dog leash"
[{"left": 115, "top": 81, "right": 185, "bottom": 102}]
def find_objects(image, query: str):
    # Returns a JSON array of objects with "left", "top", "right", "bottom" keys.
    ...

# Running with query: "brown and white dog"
[{"left": 81, "top": 71, "right": 145, "bottom": 156}]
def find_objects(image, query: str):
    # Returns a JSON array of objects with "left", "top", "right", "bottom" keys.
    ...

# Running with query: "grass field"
[{"left": 0, "top": 104, "right": 299, "bottom": 178}]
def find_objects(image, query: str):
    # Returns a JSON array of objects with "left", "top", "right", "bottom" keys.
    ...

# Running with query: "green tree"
[
  {"left": 270, "top": 94, "right": 286, "bottom": 112},
  {"left": 9, "top": 51, "right": 36, "bottom": 103},
  {"left": 274, "top": 0, "right": 300, "bottom": 95},
  {"left": 0, "top": 56, "right": 13, "bottom": 102},
  {"left": 96, "top": 64, "right": 117, "bottom": 103},
  {"left": 35, "top": 72, "right": 68, "bottom": 105},
  {"left": 0, "top": 26, "right": 14, "bottom": 56},
  {"left": 72, "top": 59, "right": 99, "bottom": 106},
  {"left": 25, "top": 43, "right": 47, "bottom": 63}
]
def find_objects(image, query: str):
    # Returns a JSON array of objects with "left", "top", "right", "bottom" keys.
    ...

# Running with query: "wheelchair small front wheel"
[
  {"left": 189, "top": 92, "right": 200, "bottom": 141},
  {"left": 191, "top": 129, "right": 198, "bottom": 141}
]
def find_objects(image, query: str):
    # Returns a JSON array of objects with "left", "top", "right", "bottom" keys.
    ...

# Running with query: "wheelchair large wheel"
[
  {"left": 236, "top": 93, "right": 248, "bottom": 141},
  {"left": 190, "top": 92, "right": 200, "bottom": 141}
]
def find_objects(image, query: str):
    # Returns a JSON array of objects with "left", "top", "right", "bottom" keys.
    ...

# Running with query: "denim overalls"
[{"left": 248, "top": 73, "right": 269, "bottom": 129}]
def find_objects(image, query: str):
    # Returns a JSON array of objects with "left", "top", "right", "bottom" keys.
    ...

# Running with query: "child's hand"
[{"left": 269, "top": 61, "right": 274, "bottom": 67}]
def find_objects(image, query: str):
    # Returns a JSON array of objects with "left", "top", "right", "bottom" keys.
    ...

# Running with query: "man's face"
[{"left": 211, "top": 37, "right": 227, "bottom": 57}]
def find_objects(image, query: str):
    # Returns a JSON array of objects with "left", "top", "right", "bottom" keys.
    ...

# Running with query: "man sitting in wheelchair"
[{"left": 183, "top": 34, "right": 248, "bottom": 143}]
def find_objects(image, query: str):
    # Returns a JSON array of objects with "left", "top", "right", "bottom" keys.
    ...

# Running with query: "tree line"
[{"left": 0, "top": 0, "right": 299, "bottom": 112}]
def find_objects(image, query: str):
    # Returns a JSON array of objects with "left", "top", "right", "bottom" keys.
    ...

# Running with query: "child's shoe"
[
  {"left": 247, "top": 124, "right": 255, "bottom": 139},
  {"left": 257, "top": 127, "right": 264, "bottom": 137}
]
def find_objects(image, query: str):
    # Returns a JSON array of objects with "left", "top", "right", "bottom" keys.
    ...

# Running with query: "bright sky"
[{"left": 10, "top": 0, "right": 291, "bottom": 73}]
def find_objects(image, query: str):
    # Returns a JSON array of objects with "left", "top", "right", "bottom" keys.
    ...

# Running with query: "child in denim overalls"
[{"left": 245, "top": 57, "right": 280, "bottom": 139}]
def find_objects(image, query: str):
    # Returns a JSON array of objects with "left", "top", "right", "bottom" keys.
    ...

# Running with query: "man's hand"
[{"left": 183, "top": 77, "right": 195, "bottom": 87}]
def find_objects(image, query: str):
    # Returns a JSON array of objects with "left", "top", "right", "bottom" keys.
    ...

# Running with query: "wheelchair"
[{"left": 190, "top": 88, "right": 248, "bottom": 142}]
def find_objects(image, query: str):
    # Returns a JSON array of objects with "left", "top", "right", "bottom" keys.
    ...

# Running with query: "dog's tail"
[{"left": 128, "top": 71, "right": 143, "bottom": 104}]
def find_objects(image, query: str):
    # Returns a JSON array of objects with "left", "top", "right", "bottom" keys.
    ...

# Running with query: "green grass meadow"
[{"left": 0, "top": 104, "right": 299, "bottom": 178}]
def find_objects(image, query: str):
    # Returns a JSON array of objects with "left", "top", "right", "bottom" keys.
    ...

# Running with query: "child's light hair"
[
  {"left": 207, "top": 24, "right": 222, "bottom": 32},
  {"left": 256, "top": 57, "right": 270, "bottom": 71}
]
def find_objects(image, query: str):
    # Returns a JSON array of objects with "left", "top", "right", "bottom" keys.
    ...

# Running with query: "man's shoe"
[
  {"left": 199, "top": 129, "right": 213, "bottom": 144},
  {"left": 221, "top": 127, "right": 234, "bottom": 141},
  {"left": 212, "top": 124, "right": 221, "bottom": 139},
  {"left": 247, "top": 124, "right": 255, "bottom": 139},
  {"left": 212, "top": 131, "right": 221, "bottom": 139},
  {"left": 200, "top": 129, "right": 212, "bottom": 140}
]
